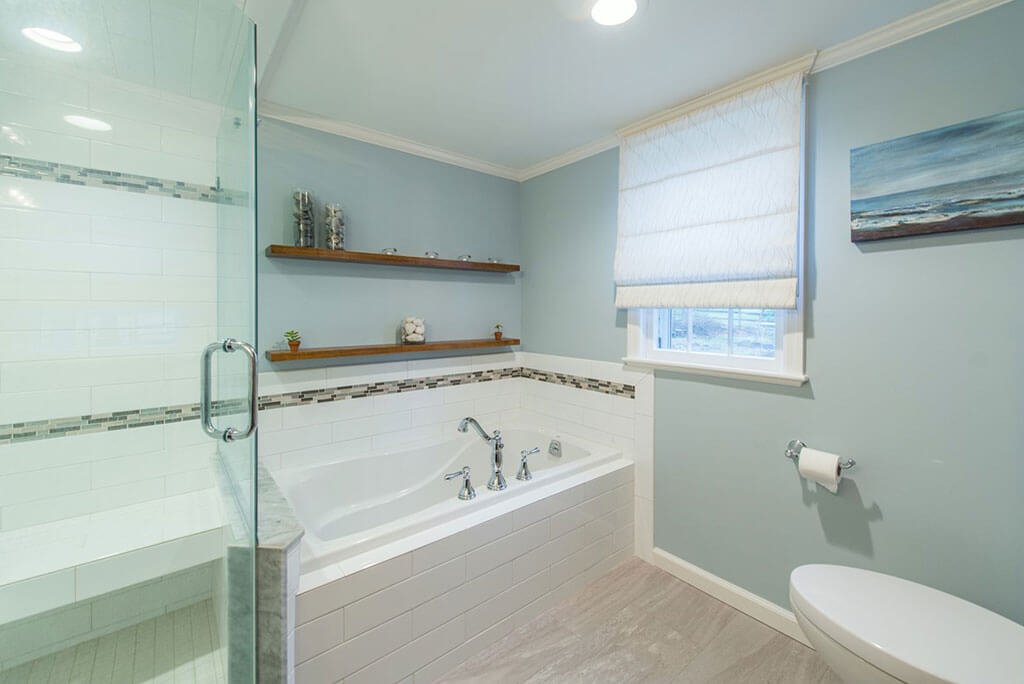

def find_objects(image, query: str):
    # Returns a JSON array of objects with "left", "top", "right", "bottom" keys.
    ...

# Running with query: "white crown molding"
[
  {"left": 517, "top": 134, "right": 620, "bottom": 182},
  {"left": 812, "top": 0, "right": 1015, "bottom": 72},
  {"left": 617, "top": 53, "right": 816, "bottom": 139},
  {"left": 258, "top": 101, "right": 521, "bottom": 181},
  {"left": 258, "top": 0, "right": 1010, "bottom": 182}
]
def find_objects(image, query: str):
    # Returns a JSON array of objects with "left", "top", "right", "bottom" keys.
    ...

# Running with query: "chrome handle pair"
[
  {"left": 444, "top": 466, "right": 476, "bottom": 501},
  {"left": 517, "top": 447, "right": 540, "bottom": 481},
  {"left": 200, "top": 339, "right": 258, "bottom": 443}
]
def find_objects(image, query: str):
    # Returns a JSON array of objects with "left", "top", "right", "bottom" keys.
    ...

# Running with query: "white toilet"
[{"left": 790, "top": 565, "right": 1024, "bottom": 683}]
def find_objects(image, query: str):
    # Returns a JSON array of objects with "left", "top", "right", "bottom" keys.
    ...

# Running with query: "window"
[
  {"left": 614, "top": 59, "right": 811, "bottom": 385},
  {"left": 626, "top": 306, "right": 805, "bottom": 385}
]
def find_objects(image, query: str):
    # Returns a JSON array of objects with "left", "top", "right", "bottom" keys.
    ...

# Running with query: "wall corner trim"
[
  {"left": 517, "top": 135, "right": 620, "bottom": 182},
  {"left": 811, "top": 0, "right": 1015, "bottom": 72},
  {"left": 257, "top": 101, "right": 523, "bottom": 181},
  {"left": 650, "top": 547, "right": 811, "bottom": 648}
]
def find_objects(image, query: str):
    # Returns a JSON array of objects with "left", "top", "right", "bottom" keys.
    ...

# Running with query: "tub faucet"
[{"left": 458, "top": 417, "right": 507, "bottom": 491}]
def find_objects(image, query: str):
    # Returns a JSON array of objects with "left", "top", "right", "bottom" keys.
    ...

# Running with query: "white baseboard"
[{"left": 650, "top": 547, "right": 810, "bottom": 647}]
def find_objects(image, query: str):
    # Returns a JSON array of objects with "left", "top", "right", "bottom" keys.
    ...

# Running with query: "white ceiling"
[
  {"left": 261, "top": 0, "right": 946, "bottom": 172},
  {"left": 0, "top": 0, "right": 252, "bottom": 105}
]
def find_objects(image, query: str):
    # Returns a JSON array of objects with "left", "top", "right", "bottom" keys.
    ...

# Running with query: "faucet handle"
[
  {"left": 444, "top": 466, "right": 476, "bottom": 500},
  {"left": 517, "top": 447, "right": 540, "bottom": 481}
]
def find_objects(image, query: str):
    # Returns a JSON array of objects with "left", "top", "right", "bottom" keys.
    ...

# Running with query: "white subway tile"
[
  {"left": 294, "top": 607, "right": 345, "bottom": 665},
  {"left": 406, "top": 357, "right": 472, "bottom": 379},
  {"left": 160, "top": 127, "right": 217, "bottom": 161},
  {"left": 161, "top": 248, "right": 217, "bottom": 277},
  {"left": 0, "top": 570, "right": 76, "bottom": 624},
  {"left": 411, "top": 513, "right": 514, "bottom": 575},
  {"left": 0, "top": 425, "right": 163, "bottom": 476},
  {"left": 345, "top": 557, "right": 465, "bottom": 638},
  {"left": 331, "top": 412, "right": 411, "bottom": 443},
  {"left": 464, "top": 568, "right": 549, "bottom": 636},
  {"left": 259, "top": 424, "right": 333, "bottom": 457},
  {"left": 0, "top": 124, "right": 91, "bottom": 167},
  {"left": 409, "top": 400, "right": 474, "bottom": 428},
  {"left": 91, "top": 216, "right": 217, "bottom": 251},
  {"left": 0, "top": 463, "right": 90, "bottom": 506},
  {"left": 74, "top": 528, "right": 224, "bottom": 600},
  {"left": 296, "top": 613, "right": 412, "bottom": 683},
  {"left": 0, "top": 302, "right": 164, "bottom": 332},
  {"left": 0, "top": 239, "right": 162, "bottom": 275},
  {"left": 411, "top": 561, "right": 513, "bottom": 638},
  {"left": 296, "top": 554, "right": 412, "bottom": 625},
  {"left": 343, "top": 616, "right": 464, "bottom": 684},
  {"left": 274, "top": 438, "right": 373, "bottom": 471},
  {"left": 280, "top": 399, "right": 373, "bottom": 429},
  {"left": 371, "top": 424, "right": 443, "bottom": 452},
  {"left": 160, "top": 197, "right": 217, "bottom": 227},
  {"left": 512, "top": 485, "right": 584, "bottom": 531},
  {"left": 512, "top": 526, "right": 586, "bottom": 585},
  {"left": 88, "top": 83, "right": 220, "bottom": 137},
  {"left": 91, "top": 378, "right": 195, "bottom": 413},
  {"left": 470, "top": 352, "right": 517, "bottom": 371},
  {"left": 411, "top": 612, "right": 514, "bottom": 684},
  {"left": 88, "top": 326, "right": 213, "bottom": 357},
  {"left": 0, "top": 57, "right": 89, "bottom": 107},
  {"left": 0, "top": 177, "right": 162, "bottom": 220},
  {"left": 465, "top": 519, "right": 549, "bottom": 579},
  {"left": 0, "top": 477, "right": 166, "bottom": 531},
  {"left": 583, "top": 408, "right": 634, "bottom": 439},
  {"left": 0, "top": 206, "right": 86, "bottom": 242},
  {"left": 0, "top": 330, "right": 90, "bottom": 362},
  {"left": 258, "top": 369, "right": 327, "bottom": 396},
  {"left": 90, "top": 274, "right": 217, "bottom": 302},
  {"left": 371, "top": 388, "right": 443, "bottom": 415},
  {"left": 0, "top": 387, "right": 92, "bottom": 423}
]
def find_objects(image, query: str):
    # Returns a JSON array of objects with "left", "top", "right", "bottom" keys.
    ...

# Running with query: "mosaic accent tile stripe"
[
  {"left": 0, "top": 154, "right": 248, "bottom": 206},
  {"left": 0, "top": 366, "right": 633, "bottom": 445}
]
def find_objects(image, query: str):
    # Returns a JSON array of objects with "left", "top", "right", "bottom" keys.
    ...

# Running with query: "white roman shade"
[{"left": 614, "top": 64, "right": 807, "bottom": 310}]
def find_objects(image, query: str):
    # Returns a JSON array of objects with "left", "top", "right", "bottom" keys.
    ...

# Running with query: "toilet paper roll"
[{"left": 798, "top": 447, "right": 842, "bottom": 494}]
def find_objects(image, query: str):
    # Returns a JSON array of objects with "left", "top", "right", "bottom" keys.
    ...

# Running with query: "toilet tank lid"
[{"left": 790, "top": 565, "right": 1024, "bottom": 684}]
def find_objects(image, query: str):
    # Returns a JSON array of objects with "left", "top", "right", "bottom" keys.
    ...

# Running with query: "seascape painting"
[{"left": 850, "top": 107, "right": 1024, "bottom": 242}]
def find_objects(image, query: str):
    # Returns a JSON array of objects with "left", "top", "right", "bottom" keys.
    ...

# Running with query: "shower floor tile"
[
  {"left": 0, "top": 599, "right": 224, "bottom": 684},
  {"left": 436, "top": 558, "right": 841, "bottom": 683}
]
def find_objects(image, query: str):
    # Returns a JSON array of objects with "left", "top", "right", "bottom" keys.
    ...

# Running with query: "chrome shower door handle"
[{"left": 200, "top": 338, "right": 259, "bottom": 442}]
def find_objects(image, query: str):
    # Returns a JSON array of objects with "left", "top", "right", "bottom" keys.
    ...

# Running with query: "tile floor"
[
  {"left": 437, "top": 558, "right": 840, "bottom": 683},
  {"left": 0, "top": 600, "right": 223, "bottom": 684}
]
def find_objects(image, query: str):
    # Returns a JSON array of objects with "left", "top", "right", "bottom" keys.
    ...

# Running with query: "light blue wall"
[
  {"left": 257, "top": 119, "right": 521, "bottom": 370},
  {"left": 520, "top": 3, "right": 1024, "bottom": 623},
  {"left": 520, "top": 149, "right": 625, "bottom": 361}
]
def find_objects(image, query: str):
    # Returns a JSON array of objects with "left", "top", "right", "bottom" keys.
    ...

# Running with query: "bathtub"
[{"left": 275, "top": 425, "right": 630, "bottom": 578}]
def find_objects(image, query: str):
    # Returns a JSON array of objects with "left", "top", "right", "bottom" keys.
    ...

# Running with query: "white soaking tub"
[{"left": 275, "top": 425, "right": 630, "bottom": 577}]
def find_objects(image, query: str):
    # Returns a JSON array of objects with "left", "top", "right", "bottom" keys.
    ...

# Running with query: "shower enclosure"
[{"left": 0, "top": 0, "right": 258, "bottom": 680}]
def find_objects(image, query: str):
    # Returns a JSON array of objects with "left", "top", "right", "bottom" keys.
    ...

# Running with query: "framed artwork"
[{"left": 850, "top": 107, "right": 1024, "bottom": 242}]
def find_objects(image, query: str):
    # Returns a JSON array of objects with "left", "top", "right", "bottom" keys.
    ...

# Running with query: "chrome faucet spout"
[
  {"left": 458, "top": 417, "right": 507, "bottom": 491},
  {"left": 458, "top": 417, "right": 491, "bottom": 442}
]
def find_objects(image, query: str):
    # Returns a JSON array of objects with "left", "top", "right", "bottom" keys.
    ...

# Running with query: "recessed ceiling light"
[
  {"left": 63, "top": 114, "right": 112, "bottom": 132},
  {"left": 591, "top": 0, "right": 638, "bottom": 26},
  {"left": 21, "top": 27, "right": 82, "bottom": 52}
]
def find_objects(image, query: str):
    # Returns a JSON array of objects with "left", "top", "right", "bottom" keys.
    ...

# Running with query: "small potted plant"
[
  {"left": 284, "top": 330, "right": 301, "bottom": 352},
  {"left": 494, "top": 323, "right": 503, "bottom": 341}
]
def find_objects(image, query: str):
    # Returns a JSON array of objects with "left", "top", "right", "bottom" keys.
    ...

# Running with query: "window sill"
[{"left": 622, "top": 357, "right": 808, "bottom": 387}]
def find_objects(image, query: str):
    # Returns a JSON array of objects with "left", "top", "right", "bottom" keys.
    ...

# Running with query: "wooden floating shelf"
[
  {"left": 266, "top": 337, "right": 521, "bottom": 362},
  {"left": 265, "top": 245, "right": 520, "bottom": 272}
]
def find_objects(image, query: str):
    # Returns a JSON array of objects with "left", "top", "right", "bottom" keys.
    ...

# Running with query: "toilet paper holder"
[{"left": 785, "top": 440, "right": 856, "bottom": 470}]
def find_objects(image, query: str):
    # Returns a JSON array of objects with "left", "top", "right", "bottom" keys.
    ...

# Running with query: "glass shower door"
[{"left": 0, "top": 0, "right": 258, "bottom": 681}]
